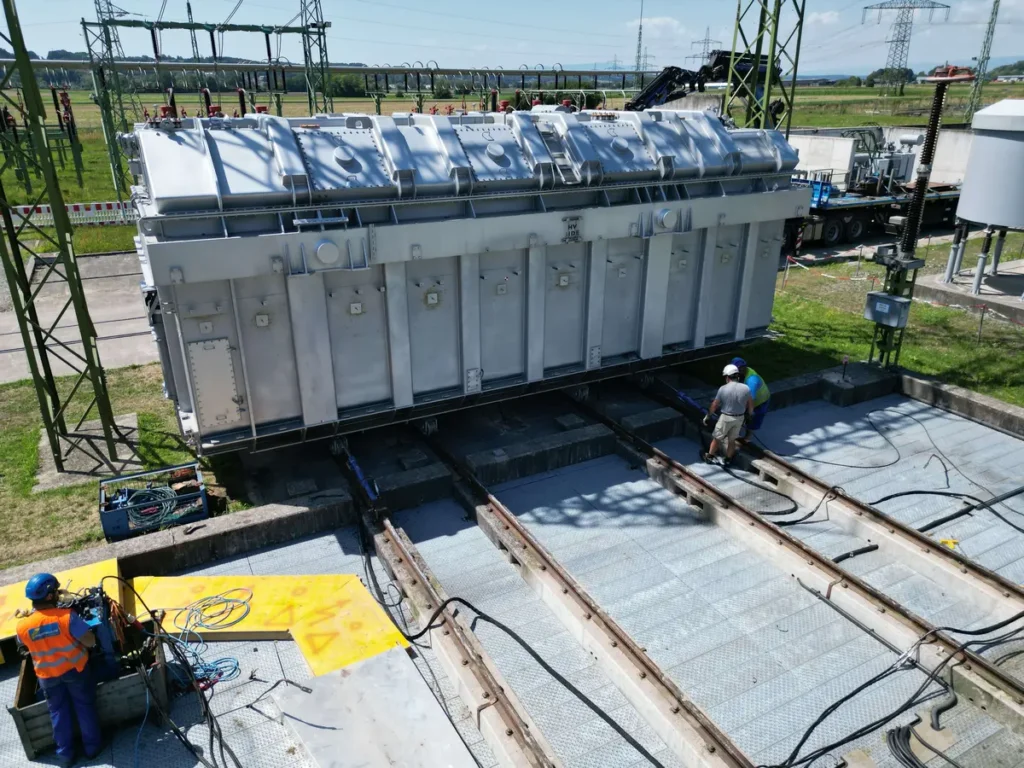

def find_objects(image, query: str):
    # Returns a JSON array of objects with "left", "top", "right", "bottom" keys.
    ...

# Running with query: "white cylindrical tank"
[{"left": 956, "top": 99, "right": 1024, "bottom": 230}]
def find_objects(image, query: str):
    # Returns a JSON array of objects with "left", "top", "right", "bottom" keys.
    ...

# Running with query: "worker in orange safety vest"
[{"left": 16, "top": 573, "right": 102, "bottom": 767}]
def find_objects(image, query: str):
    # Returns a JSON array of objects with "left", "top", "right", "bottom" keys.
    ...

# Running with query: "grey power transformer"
[{"left": 126, "top": 107, "right": 808, "bottom": 454}]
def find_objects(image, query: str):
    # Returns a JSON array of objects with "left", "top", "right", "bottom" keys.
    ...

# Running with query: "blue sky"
[{"left": 14, "top": 0, "right": 1024, "bottom": 75}]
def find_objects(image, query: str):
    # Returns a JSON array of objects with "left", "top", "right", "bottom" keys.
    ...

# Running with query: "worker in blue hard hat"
[
  {"left": 730, "top": 357, "right": 771, "bottom": 445},
  {"left": 16, "top": 573, "right": 102, "bottom": 767}
]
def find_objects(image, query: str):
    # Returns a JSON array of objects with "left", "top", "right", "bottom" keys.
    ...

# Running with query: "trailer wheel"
[
  {"left": 822, "top": 219, "right": 843, "bottom": 246},
  {"left": 844, "top": 218, "right": 866, "bottom": 243}
]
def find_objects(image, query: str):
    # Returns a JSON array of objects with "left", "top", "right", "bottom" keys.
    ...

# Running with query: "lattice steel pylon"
[
  {"left": 83, "top": 0, "right": 142, "bottom": 208},
  {"left": 862, "top": 1, "right": 950, "bottom": 96},
  {"left": 687, "top": 27, "right": 722, "bottom": 67},
  {"left": 633, "top": 0, "right": 644, "bottom": 89},
  {"left": 965, "top": 0, "right": 1000, "bottom": 121},
  {"left": 724, "top": 0, "right": 807, "bottom": 137},
  {"left": 0, "top": 0, "right": 120, "bottom": 472},
  {"left": 301, "top": 0, "right": 333, "bottom": 114}
]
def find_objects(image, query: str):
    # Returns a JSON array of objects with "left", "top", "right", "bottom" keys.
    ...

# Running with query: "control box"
[{"left": 864, "top": 292, "right": 911, "bottom": 329}]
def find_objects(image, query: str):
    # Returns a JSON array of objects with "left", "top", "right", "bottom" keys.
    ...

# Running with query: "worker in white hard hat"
[{"left": 701, "top": 363, "right": 754, "bottom": 465}]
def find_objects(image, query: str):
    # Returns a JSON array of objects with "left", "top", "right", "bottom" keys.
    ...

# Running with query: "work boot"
[{"left": 700, "top": 450, "right": 714, "bottom": 464}]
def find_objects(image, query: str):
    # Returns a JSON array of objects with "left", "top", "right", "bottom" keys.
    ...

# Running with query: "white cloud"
[
  {"left": 808, "top": 11, "right": 840, "bottom": 26},
  {"left": 626, "top": 16, "right": 686, "bottom": 41}
]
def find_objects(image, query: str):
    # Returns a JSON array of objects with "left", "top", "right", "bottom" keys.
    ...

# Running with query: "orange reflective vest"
[{"left": 16, "top": 608, "right": 88, "bottom": 680}]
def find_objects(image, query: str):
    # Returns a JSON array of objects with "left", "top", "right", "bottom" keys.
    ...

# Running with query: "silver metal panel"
[
  {"left": 692, "top": 227, "right": 718, "bottom": 349},
  {"left": 232, "top": 274, "right": 302, "bottom": 425},
  {"left": 526, "top": 246, "right": 546, "bottom": 382},
  {"left": 639, "top": 234, "right": 673, "bottom": 359},
  {"left": 384, "top": 262, "right": 414, "bottom": 408},
  {"left": 705, "top": 225, "right": 745, "bottom": 340},
  {"left": 459, "top": 254, "right": 482, "bottom": 392},
  {"left": 452, "top": 124, "right": 533, "bottom": 185},
  {"left": 187, "top": 338, "right": 242, "bottom": 430},
  {"left": 745, "top": 220, "right": 783, "bottom": 332},
  {"left": 286, "top": 272, "right": 338, "bottom": 426},
  {"left": 544, "top": 243, "right": 588, "bottom": 370},
  {"left": 406, "top": 257, "right": 461, "bottom": 394},
  {"left": 478, "top": 250, "right": 526, "bottom": 382},
  {"left": 733, "top": 222, "right": 760, "bottom": 342},
  {"left": 601, "top": 238, "right": 644, "bottom": 359},
  {"left": 324, "top": 267, "right": 392, "bottom": 409},
  {"left": 298, "top": 126, "right": 393, "bottom": 196},
  {"left": 585, "top": 241, "right": 608, "bottom": 370},
  {"left": 662, "top": 232, "right": 703, "bottom": 347}
]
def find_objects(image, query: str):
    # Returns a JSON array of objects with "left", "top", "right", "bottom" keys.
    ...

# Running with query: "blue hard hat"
[
  {"left": 25, "top": 573, "right": 59, "bottom": 601},
  {"left": 730, "top": 357, "right": 747, "bottom": 368}
]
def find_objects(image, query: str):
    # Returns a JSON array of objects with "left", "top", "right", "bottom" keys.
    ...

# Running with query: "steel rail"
[
  {"left": 335, "top": 448, "right": 558, "bottom": 767},
  {"left": 422, "top": 432, "right": 753, "bottom": 768},
  {"left": 375, "top": 515, "right": 558, "bottom": 768},
  {"left": 569, "top": 392, "right": 1024, "bottom": 734},
  {"left": 642, "top": 380, "right": 1024, "bottom": 627}
]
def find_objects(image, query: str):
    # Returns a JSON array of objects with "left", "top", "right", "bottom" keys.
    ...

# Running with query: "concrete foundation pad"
[
  {"left": 900, "top": 369, "right": 1024, "bottom": 438},
  {"left": 915, "top": 258, "right": 1024, "bottom": 327},
  {"left": 821, "top": 362, "right": 899, "bottom": 407},
  {"left": 275, "top": 647, "right": 477, "bottom": 768},
  {"left": 0, "top": 494, "right": 354, "bottom": 587},
  {"left": 33, "top": 414, "right": 142, "bottom": 492}
]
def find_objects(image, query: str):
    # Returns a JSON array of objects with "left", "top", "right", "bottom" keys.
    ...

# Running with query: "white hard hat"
[{"left": 723, "top": 364, "right": 739, "bottom": 377}]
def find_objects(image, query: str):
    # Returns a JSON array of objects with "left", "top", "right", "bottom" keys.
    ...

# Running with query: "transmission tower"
[
  {"left": 83, "top": 1, "right": 143, "bottom": 207},
  {"left": 965, "top": 0, "right": 1000, "bottom": 121},
  {"left": 1, "top": 0, "right": 121, "bottom": 472},
  {"left": 862, "top": 1, "right": 950, "bottom": 96},
  {"left": 633, "top": 0, "right": 644, "bottom": 88},
  {"left": 687, "top": 27, "right": 722, "bottom": 67},
  {"left": 724, "top": 0, "right": 807, "bottom": 137},
  {"left": 301, "top": 0, "right": 333, "bottom": 114}
]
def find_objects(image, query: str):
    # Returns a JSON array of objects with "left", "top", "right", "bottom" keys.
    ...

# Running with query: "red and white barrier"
[{"left": 6, "top": 201, "right": 138, "bottom": 228}]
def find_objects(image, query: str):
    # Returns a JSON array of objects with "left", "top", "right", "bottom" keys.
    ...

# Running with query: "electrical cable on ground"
[
  {"left": 760, "top": 606, "right": 1024, "bottom": 768},
  {"left": 356, "top": 516, "right": 664, "bottom": 767},
  {"left": 102, "top": 575, "right": 244, "bottom": 768}
]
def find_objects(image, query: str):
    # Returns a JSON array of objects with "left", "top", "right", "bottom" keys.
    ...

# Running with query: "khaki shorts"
[{"left": 713, "top": 413, "right": 744, "bottom": 448}]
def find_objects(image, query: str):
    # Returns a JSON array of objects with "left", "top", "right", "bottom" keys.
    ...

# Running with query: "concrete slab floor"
[
  {"left": 0, "top": 525, "right": 495, "bottom": 768},
  {"left": 655, "top": 394, "right": 1024, "bottom": 682},
  {"left": 394, "top": 498, "right": 681, "bottom": 768},
  {"left": 915, "top": 258, "right": 1024, "bottom": 327},
  {"left": 0, "top": 253, "right": 156, "bottom": 384},
  {"left": 489, "top": 454, "right": 1024, "bottom": 767}
]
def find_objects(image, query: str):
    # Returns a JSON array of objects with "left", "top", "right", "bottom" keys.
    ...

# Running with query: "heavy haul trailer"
[
  {"left": 126, "top": 107, "right": 807, "bottom": 454},
  {"left": 782, "top": 131, "right": 961, "bottom": 253},
  {"left": 782, "top": 176, "right": 960, "bottom": 252}
]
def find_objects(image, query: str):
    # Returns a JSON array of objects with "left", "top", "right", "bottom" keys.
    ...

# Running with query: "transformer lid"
[{"left": 971, "top": 99, "right": 1024, "bottom": 133}]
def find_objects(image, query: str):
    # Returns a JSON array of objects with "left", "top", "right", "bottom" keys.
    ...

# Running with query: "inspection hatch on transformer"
[{"left": 127, "top": 108, "right": 807, "bottom": 454}]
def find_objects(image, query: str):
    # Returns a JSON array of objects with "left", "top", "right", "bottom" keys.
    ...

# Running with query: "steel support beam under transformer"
[
  {"left": 863, "top": 1, "right": 950, "bottom": 97},
  {"left": 724, "top": 0, "right": 806, "bottom": 138},
  {"left": 300, "top": 0, "right": 333, "bottom": 115},
  {"left": 0, "top": 0, "right": 120, "bottom": 473}
]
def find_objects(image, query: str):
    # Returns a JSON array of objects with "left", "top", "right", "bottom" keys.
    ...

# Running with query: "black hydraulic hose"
[
  {"left": 930, "top": 688, "right": 958, "bottom": 731},
  {"left": 832, "top": 543, "right": 879, "bottom": 564},
  {"left": 399, "top": 595, "right": 666, "bottom": 767},
  {"left": 358, "top": 521, "right": 664, "bottom": 767},
  {"left": 871, "top": 489, "right": 1024, "bottom": 537}
]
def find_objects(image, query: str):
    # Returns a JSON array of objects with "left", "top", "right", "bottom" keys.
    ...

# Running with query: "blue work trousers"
[{"left": 39, "top": 666, "right": 102, "bottom": 760}]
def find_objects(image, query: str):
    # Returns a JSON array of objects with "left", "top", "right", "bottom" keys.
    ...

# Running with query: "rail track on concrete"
[
  {"left": 570, "top": 386, "right": 1024, "bottom": 734},
  {"left": 334, "top": 386, "right": 1024, "bottom": 766},
  {"left": 642, "top": 379, "right": 1024, "bottom": 621}
]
